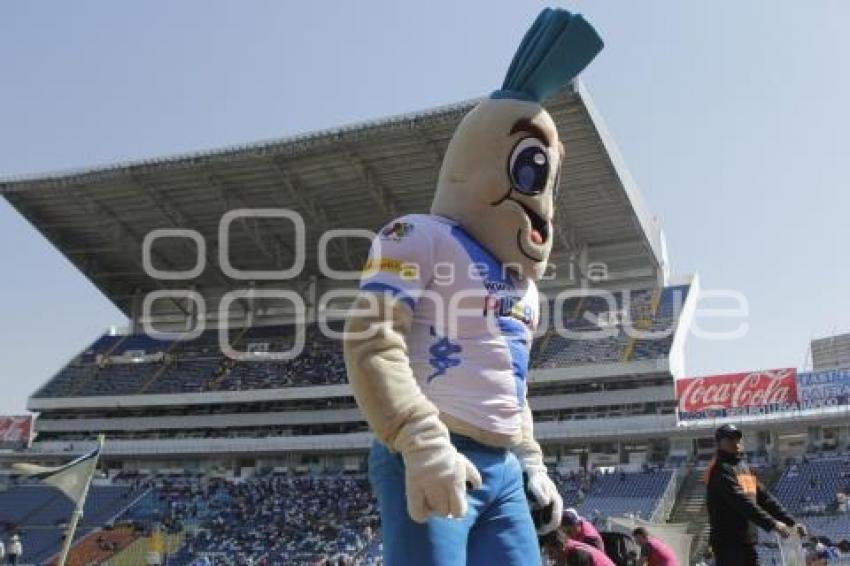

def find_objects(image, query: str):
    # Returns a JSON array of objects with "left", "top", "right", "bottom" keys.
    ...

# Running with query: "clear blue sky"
[{"left": 1, "top": 1, "right": 848, "bottom": 414}]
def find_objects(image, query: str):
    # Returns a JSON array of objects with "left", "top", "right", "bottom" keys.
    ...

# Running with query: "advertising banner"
[
  {"left": 676, "top": 368, "right": 798, "bottom": 421},
  {"left": 796, "top": 368, "right": 850, "bottom": 410},
  {"left": 0, "top": 415, "right": 33, "bottom": 449}
]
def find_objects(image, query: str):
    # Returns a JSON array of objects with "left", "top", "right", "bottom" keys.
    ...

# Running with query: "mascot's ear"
[{"left": 491, "top": 8, "right": 604, "bottom": 103}]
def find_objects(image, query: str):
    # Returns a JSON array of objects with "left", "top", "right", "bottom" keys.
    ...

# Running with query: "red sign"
[
  {"left": 0, "top": 415, "right": 33, "bottom": 448},
  {"left": 676, "top": 369, "right": 798, "bottom": 420}
]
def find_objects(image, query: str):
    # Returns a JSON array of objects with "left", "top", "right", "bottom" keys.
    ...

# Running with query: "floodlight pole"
[{"left": 57, "top": 434, "right": 105, "bottom": 566}]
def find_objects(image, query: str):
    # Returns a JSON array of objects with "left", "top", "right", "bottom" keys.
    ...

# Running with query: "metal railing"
[{"left": 650, "top": 464, "right": 688, "bottom": 523}]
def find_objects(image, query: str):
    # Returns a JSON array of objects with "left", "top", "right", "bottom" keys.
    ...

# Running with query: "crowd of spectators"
[
  {"left": 0, "top": 461, "right": 687, "bottom": 564},
  {"left": 34, "top": 285, "right": 690, "bottom": 399},
  {"left": 535, "top": 285, "right": 688, "bottom": 368},
  {"left": 119, "top": 472, "right": 379, "bottom": 565},
  {"left": 106, "top": 465, "right": 682, "bottom": 564}
]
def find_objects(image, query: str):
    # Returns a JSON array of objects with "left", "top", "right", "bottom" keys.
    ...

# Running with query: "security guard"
[{"left": 706, "top": 424, "right": 806, "bottom": 565}]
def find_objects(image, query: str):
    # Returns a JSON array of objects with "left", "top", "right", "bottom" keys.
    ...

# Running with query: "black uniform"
[{"left": 706, "top": 450, "right": 796, "bottom": 566}]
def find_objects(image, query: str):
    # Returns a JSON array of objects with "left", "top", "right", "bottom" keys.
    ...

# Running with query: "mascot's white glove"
[
  {"left": 523, "top": 462, "right": 564, "bottom": 534},
  {"left": 514, "top": 404, "right": 563, "bottom": 534},
  {"left": 394, "top": 413, "right": 483, "bottom": 523}
]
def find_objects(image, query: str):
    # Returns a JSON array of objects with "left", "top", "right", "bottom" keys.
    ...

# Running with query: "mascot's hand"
[
  {"left": 525, "top": 464, "right": 563, "bottom": 534},
  {"left": 394, "top": 413, "right": 483, "bottom": 523}
]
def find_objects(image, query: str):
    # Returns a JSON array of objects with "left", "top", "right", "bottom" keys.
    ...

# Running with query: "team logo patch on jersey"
[
  {"left": 362, "top": 258, "right": 419, "bottom": 280},
  {"left": 380, "top": 221, "right": 414, "bottom": 241}
]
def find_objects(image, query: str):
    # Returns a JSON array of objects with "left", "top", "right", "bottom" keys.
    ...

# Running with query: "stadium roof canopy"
[{"left": 1, "top": 81, "right": 665, "bottom": 320}]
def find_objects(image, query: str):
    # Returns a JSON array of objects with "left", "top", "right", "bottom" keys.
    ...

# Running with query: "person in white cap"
[{"left": 7, "top": 534, "right": 21, "bottom": 565}]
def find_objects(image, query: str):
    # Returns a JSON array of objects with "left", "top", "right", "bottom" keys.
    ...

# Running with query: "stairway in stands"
[
  {"left": 668, "top": 467, "right": 710, "bottom": 561},
  {"left": 110, "top": 532, "right": 184, "bottom": 566}
]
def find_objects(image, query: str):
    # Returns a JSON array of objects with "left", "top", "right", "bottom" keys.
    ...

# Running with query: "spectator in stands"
[
  {"left": 631, "top": 528, "right": 677, "bottom": 566},
  {"left": 561, "top": 508, "right": 605, "bottom": 551},
  {"left": 806, "top": 542, "right": 829, "bottom": 566},
  {"left": 836, "top": 492, "right": 848, "bottom": 513},
  {"left": 706, "top": 424, "right": 805, "bottom": 566},
  {"left": 0, "top": 538, "right": 4, "bottom": 563},
  {"left": 6, "top": 534, "right": 21, "bottom": 565},
  {"left": 542, "top": 532, "right": 615, "bottom": 566}
]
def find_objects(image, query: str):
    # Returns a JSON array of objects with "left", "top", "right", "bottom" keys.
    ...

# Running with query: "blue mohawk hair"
[{"left": 491, "top": 8, "right": 603, "bottom": 103}]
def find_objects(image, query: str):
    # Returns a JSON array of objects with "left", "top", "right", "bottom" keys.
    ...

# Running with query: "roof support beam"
[
  {"left": 129, "top": 174, "right": 251, "bottom": 313},
  {"left": 415, "top": 128, "right": 444, "bottom": 168},
  {"left": 269, "top": 160, "right": 356, "bottom": 271},
  {"left": 553, "top": 205, "right": 581, "bottom": 252},
  {"left": 65, "top": 184, "right": 190, "bottom": 316},
  {"left": 202, "top": 171, "right": 318, "bottom": 315},
  {"left": 341, "top": 146, "right": 400, "bottom": 219},
  {"left": 204, "top": 172, "right": 298, "bottom": 269}
]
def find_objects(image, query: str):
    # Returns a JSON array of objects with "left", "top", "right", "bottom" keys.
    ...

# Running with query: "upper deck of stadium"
[{"left": 1, "top": 81, "right": 667, "bottom": 323}]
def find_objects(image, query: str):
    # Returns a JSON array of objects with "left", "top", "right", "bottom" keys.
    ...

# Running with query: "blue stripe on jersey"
[
  {"left": 498, "top": 317, "right": 529, "bottom": 407},
  {"left": 360, "top": 282, "right": 416, "bottom": 310},
  {"left": 449, "top": 226, "right": 506, "bottom": 284},
  {"left": 449, "top": 226, "right": 528, "bottom": 405}
]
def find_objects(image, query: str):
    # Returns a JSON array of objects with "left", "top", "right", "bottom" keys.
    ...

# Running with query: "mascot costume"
[{"left": 344, "top": 8, "right": 603, "bottom": 566}]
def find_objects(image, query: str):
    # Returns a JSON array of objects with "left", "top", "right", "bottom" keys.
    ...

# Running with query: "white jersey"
[{"left": 359, "top": 214, "right": 538, "bottom": 436}]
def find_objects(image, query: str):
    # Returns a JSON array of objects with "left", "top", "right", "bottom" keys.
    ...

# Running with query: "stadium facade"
[{"left": 812, "top": 332, "right": 850, "bottom": 371}]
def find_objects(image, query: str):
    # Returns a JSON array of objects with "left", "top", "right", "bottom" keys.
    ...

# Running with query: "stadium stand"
[
  {"left": 535, "top": 285, "right": 688, "bottom": 368},
  {"left": 628, "top": 285, "right": 689, "bottom": 361},
  {"left": 0, "top": 468, "right": 678, "bottom": 564},
  {"left": 118, "top": 472, "right": 379, "bottom": 565},
  {"left": 772, "top": 454, "right": 850, "bottom": 514},
  {"left": 0, "top": 483, "right": 145, "bottom": 564},
  {"left": 54, "top": 525, "right": 138, "bottom": 566},
  {"left": 31, "top": 284, "right": 688, "bottom": 400},
  {"left": 755, "top": 452, "right": 850, "bottom": 562},
  {"left": 554, "top": 468, "right": 676, "bottom": 522},
  {"left": 32, "top": 324, "right": 347, "bottom": 398}
]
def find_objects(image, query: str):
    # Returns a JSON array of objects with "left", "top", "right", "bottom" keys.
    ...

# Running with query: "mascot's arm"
[
  {"left": 514, "top": 402, "right": 563, "bottom": 534},
  {"left": 344, "top": 291, "right": 482, "bottom": 522}
]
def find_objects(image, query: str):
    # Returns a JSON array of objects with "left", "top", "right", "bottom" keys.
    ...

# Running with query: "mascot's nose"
[{"left": 514, "top": 199, "right": 549, "bottom": 244}]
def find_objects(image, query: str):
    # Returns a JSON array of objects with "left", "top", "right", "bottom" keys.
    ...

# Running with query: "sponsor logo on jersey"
[
  {"left": 483, "top": 294, "right": 534, "bottom": 326},
  {"left": 483, "top": 279, "right": 514, "bottom": 293},
  {"left": 362, "top": 258, "right": 419, "bottom": 280}
]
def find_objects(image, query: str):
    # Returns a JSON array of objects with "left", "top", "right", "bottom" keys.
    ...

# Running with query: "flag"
[{"left": 13, "top": 438, "right": 102, "bottom": 506}]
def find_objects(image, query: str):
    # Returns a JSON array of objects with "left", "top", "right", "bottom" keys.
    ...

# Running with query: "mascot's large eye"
[{"left": 509, "top": 138, "right": 550, "bottom": 195}]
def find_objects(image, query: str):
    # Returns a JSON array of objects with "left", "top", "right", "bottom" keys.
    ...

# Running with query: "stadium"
[
  {"left": 1, "top": 7, "right": 850, "bottom": 563},
  {"left": 1, "top": 80, "right": 848, "bottom": 565}
]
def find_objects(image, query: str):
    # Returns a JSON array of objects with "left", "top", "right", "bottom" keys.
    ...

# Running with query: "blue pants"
[{"left": 368, "top": 435, "right": 541, "bottom": 566}]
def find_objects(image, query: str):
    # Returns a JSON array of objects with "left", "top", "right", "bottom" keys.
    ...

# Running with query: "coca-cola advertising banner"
[
  {"left": 0, "top": 415, "right": 33, "bottom": 449},
  {"left": 676, "top": 368, "right": 799, "bottom": 421}
]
